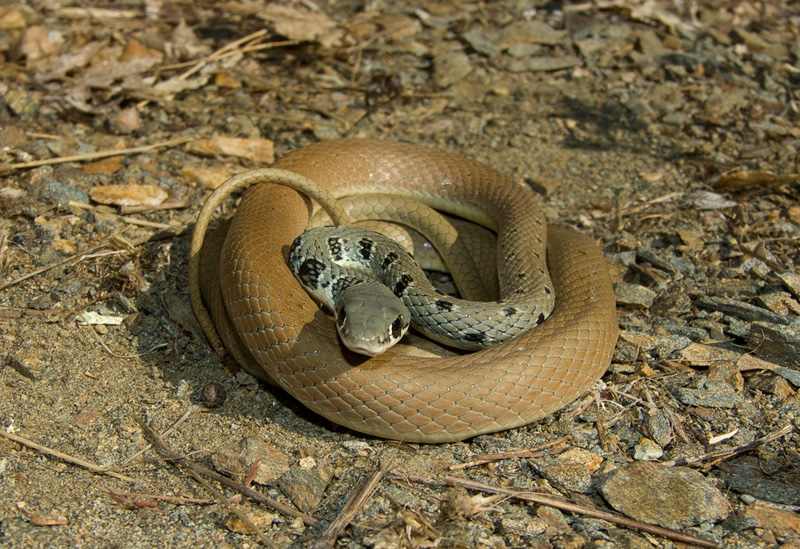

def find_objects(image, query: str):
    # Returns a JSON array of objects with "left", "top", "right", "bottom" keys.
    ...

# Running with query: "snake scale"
[{"left": 190, "top": 139, "right": 618, "bottom": 443}]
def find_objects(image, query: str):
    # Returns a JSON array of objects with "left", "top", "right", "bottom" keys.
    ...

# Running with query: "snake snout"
[{"left": 335, "top": 287, "right": 410, "bottom": 356}]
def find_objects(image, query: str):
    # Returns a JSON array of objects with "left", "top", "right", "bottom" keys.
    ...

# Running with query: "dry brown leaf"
[
  {"left": 187, "top": 136, "right": 274, "bottom": 164},
  {"left": 89, "top": 184, "right": 168, "bottom": 207}
]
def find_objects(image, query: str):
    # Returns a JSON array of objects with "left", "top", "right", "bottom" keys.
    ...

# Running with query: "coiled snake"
[{"left": 189, "top": 139, "right": 618, "bottom": 443}]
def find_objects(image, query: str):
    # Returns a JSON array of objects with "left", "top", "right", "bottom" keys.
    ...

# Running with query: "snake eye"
[{"left": 390, "top": 316, "right": 404, "bottom": 339}]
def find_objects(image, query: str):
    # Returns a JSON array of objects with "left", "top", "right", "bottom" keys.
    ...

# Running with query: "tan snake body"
[{"left": 191, "top": 139, "right": 618, "bottom": 443}]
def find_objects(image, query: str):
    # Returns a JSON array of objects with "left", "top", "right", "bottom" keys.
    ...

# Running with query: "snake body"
[
  {"left": 288, "top": 225, "right": 551, "bottom": 355},
  {"left": 191, "top": 139, "right": 618, "bottom": 443}
]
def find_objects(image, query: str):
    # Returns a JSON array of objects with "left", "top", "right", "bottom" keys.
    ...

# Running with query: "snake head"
[{"left": 334, "top": 285, "right": 410, "bottom": 356}]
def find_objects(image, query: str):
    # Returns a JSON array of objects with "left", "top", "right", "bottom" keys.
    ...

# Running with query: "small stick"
[
  {"left": 0, "top": 136, "right": 192, "bottom": 174},
  {"left": 0, "top": 244, "right": 105, "bottom": 292},
  {"left": 313, "top": 463, "right": 387, "bottom": 549},
  {"left": 661, "top": 424, "right": 793, "bottom": 468},
  {"left": 0, "top": 429, "right": 136, "bottom": 482},
  {"left": 129, "top": 416, "right": 320, "bottom": 528},
  {"left": 133, "top": 416, "right": 273, "bottom": 547}
]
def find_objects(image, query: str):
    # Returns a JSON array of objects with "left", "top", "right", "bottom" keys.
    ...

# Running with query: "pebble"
[
  {"left": 278, "top": 465, "right": 332, "bottom": 512},
  {"left": 529, "top": 448, "right": 603, "bottom": 493},
  {"left": 748, "top": 322, "right": 800, "bottom": 368},
  {"left": 695, "top": 295, "right": 789, "bottom": 325},
  {"left": 614, "top": 282, "right": 657, "bottom": 309},
  {"left": 672, "top": 378, "right": 743, "bottom": 409},
  {"left": 632, "top": 437, "right": 663, "bottom": 461},
  {"left": 211, "top": 436, "right": 289, "bottom": 485},
  {"left": 599, "top": 462, "right": 731, "bottom": 530}
]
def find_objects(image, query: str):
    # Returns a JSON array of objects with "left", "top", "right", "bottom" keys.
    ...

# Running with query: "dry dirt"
[{"left": 1, "top": 1, "right": 800, "bottom": 547}]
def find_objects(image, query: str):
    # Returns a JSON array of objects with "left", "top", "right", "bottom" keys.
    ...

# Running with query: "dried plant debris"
[{"left": 1, "top": 0, "right": 800, "bottom": 547}]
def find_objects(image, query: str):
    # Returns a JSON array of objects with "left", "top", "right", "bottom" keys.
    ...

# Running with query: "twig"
[
  {"left": 119, "top": 408, "right": 195, "bottom": 468},
  {"left": 0, "top": 136, "right": 192, "bottom": 174},
  {"left": 0, "top": 244, "right": 105, "bottom": 292},
  {"left": 449, "top": 436, "right": 571, "bottom": 471},
  {"left": 661, "top": 424, "right": 793, "bottom": 468},
  {"left": 133, "top": 416, "right": 273, "bottom": 547},
  {"left": 129, "top": 416, "right": 320, "bottom": 528},
  {"left": 0, "top": 429, "right": 136, "bottom": 482},
  {"left": 313, "top": 463, "right": 388, "bottom": 549}
]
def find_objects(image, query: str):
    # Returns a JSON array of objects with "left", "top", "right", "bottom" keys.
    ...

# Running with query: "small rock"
[
  {"left": 278, "top": 465, "right": 332, "bottom": 512},
  {"left": 212, "top": 436, "right": 289, "bottom": 485},
  {"left": 744, "top": 506, "right": 800, "bottom": 536},
  {"left": 433, "top": 46, "right": 473, "bottom": 88},
  {"left": 644, "top": 412, "right": 673, "bottom": 447},
  {"left": 748, "top": 322, "right": 800, "bottom": 368},
  {"left": 530, "top": 448, "right": 602, "bottom": 493},
  {"left": 461, "top": 29, "right": 496, "bottom": 58},
  {"left": 507, "top": 56, "right": 582, "bottom": 73},
  {"left": 727, "top": 458, "right": 800, "bottom": 505},
  {"left": 695, "top": 295, "right": 788, "bottom": 325},
  {"left": 499, "top": 513, "right": 547, "bottom": 536},
  {"left": 501, "top": 21, "right": 566, "bottom": 47},
  {"left": 614, "top": 282, "right": 657, "bottom": 309},
  {"left": 673, "top": 378, "right": 743, "bottom": 409},
  {"left": 637, "top": 30, "right": 667, "bottom": 57},
  {"left": 198, "top": 382, "right": 226, "bottom": 408},
  {"left": 633, "top": 437, "right": 663, "bottom": 461},
  {"left": 39, "top": 177, "right": 90, "bottom": 206},
  {"left": 599, "top": 462, "right": 731, "bottom": 529},
  {"left": 776, "top": 272, "right": 800, "bottom": 299},
  {"left": 224, "top": 509, "right": 275, "bottom": 534}
]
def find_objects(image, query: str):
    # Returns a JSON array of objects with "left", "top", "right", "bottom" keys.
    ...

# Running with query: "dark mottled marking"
[
  {"left": 507, "top": 252, "right": 516, "bottom": 260},
  {"left": 537, "top": 313, "right": 545, "bottom": 324},
  {"left": 328, "top": 237, "right": 343, "bottom": 261},
  {"left": 515, "top": 289, "right": 526, "bottom": 295},
  {"left": 331, "top": 276, "right": 359, "bottom": 299},
  {"left": 357, "top": 238, "right": 373, "bottom": 260},
  {"left": 464, "top": 332, "right": 487, "bottom": 343},
  {"left": 298, "top": 258, "right": 326, "bottom": 289},
  {"left": 393, "top": 274, "right": 414, "bottom": 295},
  {"left": 544, "top": 286, "right": 551, "bottom": 294},
  {"left": 503, "top": 307, "right": 517, "bottom": 316},
  {"left": 382, "top": 251, "right": 399, "bottom": 269},
  {"left": 435, "top": 300, "right": 454, "bottom": 312},
  {"left": 517, "top": 273, "right": 526, "bottom": 279}
]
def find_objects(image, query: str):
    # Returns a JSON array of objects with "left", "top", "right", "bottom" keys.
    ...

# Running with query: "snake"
[
  {"left": 189, "top": 139, "right": 618, "bottom": 443},
  {"left": 287, "top": 224, "right": 551, "bottom": 356}
]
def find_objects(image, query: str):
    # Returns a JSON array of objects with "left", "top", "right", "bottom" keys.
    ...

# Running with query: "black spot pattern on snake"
[
  {"left": 328, "top": 237, "right": 343, "bottom": 261},
  {"left": 393, "top": 274, "right": 414, "bottom": 295},
  {"left": 544, "top": 286, "right": 552, "bottom": 294},
  {"left": 331, "top": 276, "right": 359, "bottom": 299},
  {"left": 358, "top": 238, "right": 373, "bottom": 260},
  {"left": 464, "top": 332, "right": 487, "bottom": 344},
  {"left": 435, "top": 300, "right": 453, "bottom": 312},
  {"left": 382, "top": 251, "right": 399, "bottom": 269},
  {"left": 517, "top": 273, "right": 526, "bottom": 279},
  {"left": 503, "top": 307, "right": 517, "bottom": 316},
  {"left": 298, "top": 258, "right": 327, "bottom": 289},
  {"left": 537, "top": 313, "right": 545, "bottom": 325}
]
